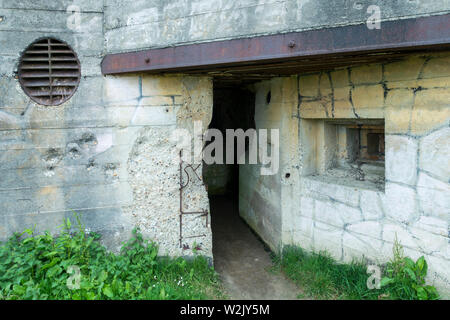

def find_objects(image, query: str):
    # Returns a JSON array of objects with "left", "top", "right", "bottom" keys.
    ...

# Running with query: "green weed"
[
  {"left": 275, "top": 240, "right": 439, "bottom": 300},
  {"left": 0, "top": 217, "right": 223, "bottom": 300},
  {"left": 380, "top": 236, "right": 440, "bottom": 300}
]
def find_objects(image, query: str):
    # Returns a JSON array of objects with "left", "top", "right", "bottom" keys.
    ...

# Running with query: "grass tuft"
[
  {"left": 275, "top": 246, "right": 381, "bottom": 300},
  {"left": 274, "top": 245, "right": 439, "bottom": 300}
]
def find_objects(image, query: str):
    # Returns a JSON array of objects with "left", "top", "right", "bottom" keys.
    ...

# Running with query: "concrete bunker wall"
[
  {"left": 0, "top": 1, "right": 214, "bottom": 257},
  {"left": 0, "top": 2, "right": 121, "bottom": 247},
  {"left": 239, "top": 52, "right": 450, "bottom": 296},
  {"left": 283, "top": 52, "right": 449, "bottom": 296},
  {"left": 239, "top": 77, "right": 299, "bottom": 252},
  {"left": 104, "top": 0, "right": 450, "bottom": 54},
  {"left": 104, "top": 74, "right": 214, "bottom": 258}
]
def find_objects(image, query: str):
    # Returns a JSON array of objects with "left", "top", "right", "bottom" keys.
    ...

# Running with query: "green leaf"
[
  {"left": 380, "top": 277, "right": 394, "bottom": 287},
  {"left": 146, "top": 286, "right": 154, "bottom": 299},
  {"left": 424, "top": 285, "right": 439, "bottom": 299},
  {"left": 72, "top": 292, "right": 81, "bottom": 300},
  {"left": 416, "top": 256, "right": 428, "bottom": 277},
  {"left": 84, "top": 291, "right": 96, "bottom": 300},
  {"left": 44, "top": 251, "right": 59, "bottom": 258},
  {"left": 102, "top": 285, "right": 114, "bottom": 298},
  {"left": 404, "top": 257, "right": 415, "bottom": 269},
  {"left": 41, "top": 258, "right": 60, "bottom": 271},
  {"left": 159, "top": 287, "right": 166, "bottom": 299},
  {"left": 404, "top": 267, "right": 416, "bottom": 281},
  {"left": 98, "top": 270, "right": 108, "bottom": 283},
  {"left": 125, "top": 281, "right": 131, "bottom": 294},
  {"left": 416, "top": 286, "right": 427, "bottom": 300},
  {"left": 416, "top": 256, "right": 425, "bottom": 270},
  {"left": 13, "top": 285, "right": 26, "bottom": 295},
  {"left": 47, "top": 265, "right": 63, "bottom": 278}
]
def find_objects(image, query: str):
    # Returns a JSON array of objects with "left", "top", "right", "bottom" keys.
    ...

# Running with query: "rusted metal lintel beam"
[{"left": 101, "top": 14, "right": 450, "bottom": 75}]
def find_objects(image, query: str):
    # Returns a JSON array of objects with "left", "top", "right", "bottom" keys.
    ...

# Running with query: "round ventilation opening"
[{"left": 18, "top": 38, "right": 81, "bottom": 106}]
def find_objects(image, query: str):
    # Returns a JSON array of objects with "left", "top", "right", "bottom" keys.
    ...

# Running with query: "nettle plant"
[
  {"left": 0, "top": 215, "right": 221, "bottom": 300},
  {"left": 380, "top": 236, "right": 440, "bottom": 300}
]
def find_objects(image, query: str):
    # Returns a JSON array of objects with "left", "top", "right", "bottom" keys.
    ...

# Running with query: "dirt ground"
[{"left": 210, "top": 196, "right": 301, "bottom": 300}]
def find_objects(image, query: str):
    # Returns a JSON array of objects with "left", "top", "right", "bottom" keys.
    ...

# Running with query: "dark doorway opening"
[
  {"left": 202, "top": 82, "right": 300, "bottom": 299},
  {"left": 203, "top": 83, "right": 255, "bottom": 210}
]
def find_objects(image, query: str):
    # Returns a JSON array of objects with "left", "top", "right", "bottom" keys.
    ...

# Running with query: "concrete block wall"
[
  {"left": 240, "top": 77, "right": 299, "bottom": 252},
  {"left": 0, "top": 2, "right": 124, "bottom": 247},
  {"left": 284, "top": 52, "right": 450, "bottom": 296},
  {"left": 104, "top": 74, "right": 214, "bottom": 257},
  {"left": 104, "top": 0, "right": 450, "bottom": 53},
  {"left": 0, "top": 2, "right": 213, "bottom": 258},
  {"left": 238, "top": 52, "right": 450, "bottom": 296}
]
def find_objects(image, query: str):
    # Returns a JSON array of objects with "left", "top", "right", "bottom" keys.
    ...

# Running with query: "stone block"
[
  {"left": 419, "top": 127, "right": 450, "bottom": 181},
  {"left": 342, "top": 231, "right": 384, "bottom": 263},
  {"left": 142, "top": 76, "right": 184, "bottom": 96},
  {"left": 417, "top": 77, "right": 450, "bottom": 89},
  {"left": 302, "top": 177, "right": 360, "bottom": 207},
  {"left": 299, "top": 73, "right": 320, "bottom": 97},
  {"left": 425, "top": 255, "right": 450, "bottom": 298},
  {"left": 313, "top": 221, "right": 343, "bottom": 260},
  {"left": 140, "top": 96, "right": 178, "bottom": 106},
  {"left": 0, "top": 0, "right": 103, "bottom": 11},
  {"left": 333, "top": 86, "right": 350, "bottom": 101},
  {"left": 422, "top": 54, "right": 450, "bottom": 79},
  {"left": 314, "top": 200, "right": 344, "bottom": 228},
  {"left": 346, "top": 220, "right": 382, "bottom": 239},
  {"left": 417, "top": 172, "right": 450, "bottom": 220},
  {"left": 299, "top": 100, "right": 329, "bottom": 118},
  {"left": 350, "top": 64, "right": 382, "bottom": 85},
  {"left": 386, "top": 79, "right": 418, "bottom": 90},
  {"left": 314, "top": 199, "right": 362, "bottom": 228},
  {"left": 382, "top": 223, "right": 417, "bottom": 249},
  {"left": 409, "top": 226, "right": 448, "bottom": 257},
  {"left": 319, "top": 72, "right": 333, "bottom": 97},
  {"left": 333, "top": 99, "right": 356, "bottom": 118},
  {"left": 294, "top": 216, "right": 315, "bottom": 239},
  {"left": 410, "top": 88, "right": 450, "bottom": 135},
  {"left": 330, "top": 68, "right": 349, "bottom": 88},
  {"left": 0, "top": 76, "right": 29, "bottom": 111},
  {"left": 360, "top": 189, "right": 385, "bottom": 220},
  {"left": 351, "top": 84, "right": 384, "bottom": 118},
  {"left": 299, "top": 196, "right": 314, "bottom": 219},
  {"left": 385, "top": 89, "right": 414, "bottom": 134},
  {"left": 291, "top": 232, "right": 314, "bottom": 252},
  {"left": 109, "top": 105, "right": 178, "bottom": 127},
  {"left": 0, "top": 9, "right": 102, "bottom": 34},
  {"left": 412, "top": 216, "right": 448, "bottom": 237},
  {"left": 0, "top": 29, "right": 103, "bottom": 57},
  {"left": 385, "top": 135, "right": 418, "bottom": 185},
  {"left": 384, "top": 56, "right": 425, "bottom": 82},
  {"left": 384, "top": 183, "right": 418, "bottom": 223},
  {"left": 104, "top": 75, "right": 140, "bottom": 103}
]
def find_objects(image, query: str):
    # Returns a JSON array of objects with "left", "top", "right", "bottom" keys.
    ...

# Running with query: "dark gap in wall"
[
  {"left": 203, "top": 81, "right": 256, "bottom": 255},
  {"left": 204, "top": 83, "right": 255, "bottom": 203}
]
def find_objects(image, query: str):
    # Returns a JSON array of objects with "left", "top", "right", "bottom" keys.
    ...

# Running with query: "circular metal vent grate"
[{"left": 18, "top": 38, "right": 81, "bottom": 106}]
